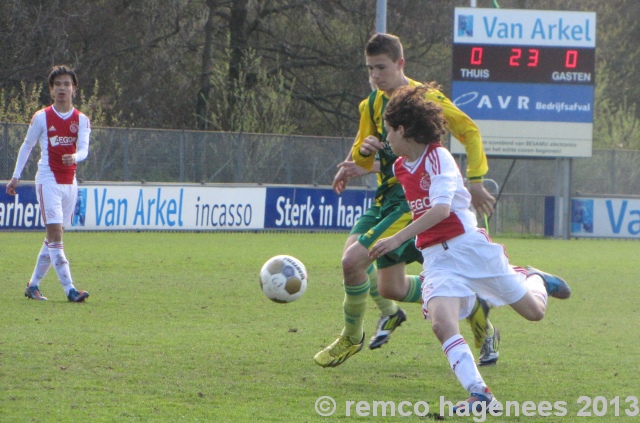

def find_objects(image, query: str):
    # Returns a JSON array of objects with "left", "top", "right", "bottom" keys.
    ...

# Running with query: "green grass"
[{"left": 0, "top": 232, "right": 638, "bottom": 422}]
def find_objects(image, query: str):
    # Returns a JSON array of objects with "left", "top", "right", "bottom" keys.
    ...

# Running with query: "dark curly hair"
[{"left": 383, "top": 84, "right": 448, "bottom": 145}]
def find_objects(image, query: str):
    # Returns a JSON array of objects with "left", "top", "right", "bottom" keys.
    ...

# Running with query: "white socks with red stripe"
[
  {"left": 28, "top": 239, "right": 51, "bottom": 287},
  {"left": 442, "top": 334, "right": 487, "bottom": 394},
  {"left": 48, "top": 242, "right": 74, "bottom": 295}
]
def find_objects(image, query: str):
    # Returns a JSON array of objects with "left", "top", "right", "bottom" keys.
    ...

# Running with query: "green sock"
[
  {"left": 401, "top": 275, "right": 423, "bottom": 303},
  {"left": 367, "top": 264, "right": 398, "bottom": 317},
  {"left": 341, "top": 279, "right": 370, "bottom": 343}
]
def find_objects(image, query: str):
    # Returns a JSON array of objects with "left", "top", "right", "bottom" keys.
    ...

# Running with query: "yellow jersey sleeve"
[
  {"left": 426, "top": 89, "right": 488, "bottom": 179},
  {"left": 352, "top": 98, "right": 377, "bottom": 171}
]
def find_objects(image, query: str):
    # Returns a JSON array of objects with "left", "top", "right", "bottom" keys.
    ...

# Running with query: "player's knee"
[
  {"left": 341, "top": 245, "right": 369, "bottom": 274},
  {"left": 524, "top": 307, "right": 545, "bottom": 321},
  {"left": 377, "top": 283, "right": 401, "bottom": 301},
  {"left": 430, "top": 321, "right": 451, "bottom": 344},
  {"left": 341, "top": 253, "right": 359, "bottom": 274},
  {"left": 531, "top": 309, "right": 545, "bottom": 321}
]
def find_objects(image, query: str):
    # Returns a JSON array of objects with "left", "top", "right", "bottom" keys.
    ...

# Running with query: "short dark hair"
[
  {"left": 365, "top": 33, "right": 403, "bottom": 62},
  {"left": 383, "top": 84, "right": 447, "bottom": 145},
  {"left": 48, "top": 65, "right": 78, "bottom": 88}
]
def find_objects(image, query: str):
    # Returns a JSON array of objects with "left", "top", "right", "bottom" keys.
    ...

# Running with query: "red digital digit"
[
  {"left": 566, "top": 50, "right": 578, "bottom": 68},
  {"left": 527, "top": 49, "right": 539, "bottom": 67},
  {"left": 509, "top": 48, "right": 522, "bottom": 66},
  {"left": 470, "top": 47, "right": 483, "bottom": 65}
]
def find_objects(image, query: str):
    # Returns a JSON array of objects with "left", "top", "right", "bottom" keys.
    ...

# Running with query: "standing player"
[
  {"left": 6, "top": 65, "right": 91, "bottom": 302},
  {"left": 314, "top": 33, "right": 499, "bottom": 368},
  {"left": 369, "top": 84, "right": 571, "bottom": 410}
]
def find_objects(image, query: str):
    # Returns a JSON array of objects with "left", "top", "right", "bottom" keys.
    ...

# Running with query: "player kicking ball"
[
  {"left": 314, "top": 33, "right": 501, "bottom": 369},
  {"left": 368, "top": 84, "right": 571, "bottom": 412}
]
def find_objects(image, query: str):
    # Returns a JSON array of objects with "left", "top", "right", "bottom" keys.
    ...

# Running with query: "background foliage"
[{"left": 1, "top": 0, "right": 639, "bottom": 149}]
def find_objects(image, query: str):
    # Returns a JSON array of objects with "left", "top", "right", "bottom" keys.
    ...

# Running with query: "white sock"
[
  {"left": 442, "top": 334, "right": 486, "bottom": 393},
  {"left": 48, "top": 242, "right": 74, "bottom": 295},
  {"left": 526, "top": 274, "right": 548, "bottom": 307},
  {"left": 29, "top": 239, "right": 51, "bottom": 287}
]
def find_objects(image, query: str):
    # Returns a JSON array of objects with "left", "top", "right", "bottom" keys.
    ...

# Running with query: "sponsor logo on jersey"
[
  {"left": 48, "top": 125, "right": 56, "bottom": 132},
  {"left": 49, "top": 136, "right": 77, "bottom": 147},
  {"left": 408, "top": 196, "right": 431, "bottom": 214}
]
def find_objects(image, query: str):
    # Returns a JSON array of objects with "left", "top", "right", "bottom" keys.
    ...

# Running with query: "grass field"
[{"left": 0, "top": 232, "right": 638, "bottom": 422}]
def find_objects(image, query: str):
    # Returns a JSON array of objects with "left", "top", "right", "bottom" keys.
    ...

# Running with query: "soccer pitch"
[{"left": 1, "top": 232, "right": 637, "bottom": 422}]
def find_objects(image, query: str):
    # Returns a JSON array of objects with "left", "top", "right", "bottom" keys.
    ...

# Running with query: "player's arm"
[
  {"left": 333, "top": 132, "right": 379, "bottom": 194},
  {"left": 431, "top": 90, "right": 495, "bottom": 216},
  {"left": 369, "top": 203, "right": 450, "bottom": 259},
  {"left": 352, "top": 98, "right": 378, "bottom": 171},
  {"left": 6, "top": 112, "right": 44, "bottom": 195},
  {"left": 62, "top": 114, "right": 91, "bottom": 166},
  {"left": 430, "top": 90, "right": 487, "bottom": 178}
]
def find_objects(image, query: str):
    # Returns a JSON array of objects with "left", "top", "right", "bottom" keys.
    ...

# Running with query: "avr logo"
[{"left": 453, "top": 92, "right": 531, "bottom": 110}]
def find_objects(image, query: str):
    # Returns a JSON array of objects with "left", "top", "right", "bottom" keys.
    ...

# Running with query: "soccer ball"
[{"left": 259, "top": 255, "right": 308, "bottom": 303}]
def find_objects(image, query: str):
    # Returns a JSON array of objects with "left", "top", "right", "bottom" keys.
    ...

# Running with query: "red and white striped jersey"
[
  {"left": 393, "top": 143, "right": 477, "bottom": 249},
  {"left": 12, "top": 105, "right": 90, "bottom": 184}
]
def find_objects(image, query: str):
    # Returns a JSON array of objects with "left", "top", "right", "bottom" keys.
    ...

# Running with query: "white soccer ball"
[{"left": 259, "top": 255, "right": 308, "bottom": 303}]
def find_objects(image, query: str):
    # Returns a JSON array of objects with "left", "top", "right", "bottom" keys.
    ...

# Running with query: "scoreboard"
[
  {"left": 450, "top": 8, "right": 596, "bottom": 158},
  {"left": 452, "top": 44, "right": 595, "bottom": 84}
]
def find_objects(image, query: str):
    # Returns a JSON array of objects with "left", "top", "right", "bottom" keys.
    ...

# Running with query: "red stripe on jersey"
[
  {"left": 427, "top": 146, "right": 441, "bottom": 175},
  {"left": 45, "top": 106, "right": 79, "bottom": 184}
]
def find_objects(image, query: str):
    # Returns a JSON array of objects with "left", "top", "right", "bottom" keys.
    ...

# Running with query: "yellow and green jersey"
[{"left": 352, "top": 78, "right": 488, "bottom": 202}]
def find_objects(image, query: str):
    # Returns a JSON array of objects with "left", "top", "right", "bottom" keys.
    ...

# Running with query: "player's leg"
[
  {"left": 371, "top": 204, "right": 423, "bottom": 303},
  {"left": 460, "top": 232, "right": 566, "bottom": 322},
  {"left": 526, "top": 266, "right": 571, "bottom": 299},
  {"left": 474, "top": 263, "right": 559, "bottom": 366},
  {"left": 340, "top": 235, "right": 374, "bottom": 338},
  {"left": 24, "top": 237, "right": 51, "bottom": 301},
  {"left": 371, "top": 207, "right": 499, "bottom": 361},
  {"left": 369, "top": 262, "right": 408, "bottom": 349},
  {"left": 367, "top": 263, "right": 399, "bottom": 316},
  {"left": 420, "top": 235, "right": 506, "bottom": 411},
  {"left": 314, "top": 234, "right": 370, "bottom": 367},
  {"left": 508, "top": 274, "right": 548, "bottom": 321},
  {"left": 507, "top": 265, "right": 571, "bottom": 320},
  {"left": 428, "top": 295, "right": 496, "bottom": 412},
  {"left": 465, "top": 297, "right": 500, "bottom": 366},
  {"left": 314, "top": 210, "right": 380, "bottom": 367},
  {"left": 42, "top": 183, "right": 88, "bottom": 302},
  {"left": 356, "top": 206, "right": 416, "bottom": 349}
]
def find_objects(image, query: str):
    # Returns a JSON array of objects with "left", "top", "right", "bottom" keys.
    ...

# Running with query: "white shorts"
[
  {"left": 36, "top": 182, "right": 77, "bottom": 227},
  {"left": 421, "top": 229, "right": 528, "bottom": 319}
]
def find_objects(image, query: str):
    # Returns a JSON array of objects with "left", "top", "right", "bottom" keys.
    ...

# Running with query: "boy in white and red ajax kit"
[
  {"left": 368, "top": 85, "right": 571, "bottom": 413},
  {"left": 6, "top": 65, "right": 91, "bottom": 302}
]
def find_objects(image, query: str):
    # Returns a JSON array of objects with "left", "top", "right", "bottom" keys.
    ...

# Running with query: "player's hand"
[
  {"left": 332, "top": 166, "right": 349, "bottom": 194},
  {"left": 5, "top": 178, "right": 19, "bottom": 196},
  {"left": 61, "top": 154, "right": 76, "bottom": 166},
  {"left": 333, "top": 161, "right": 371, "bottom": 194},
  {"left": 359, "top": 135, "right": 384, "bottom": 157},
  {"left": 338, "top": 161, "right": 369, "bottom": 178},
  {"left": 468, "top": 182, "right": 496, "bottom": 217},
  {"left": 369, "top": 236, "right": 401, "bottom": 260}
]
